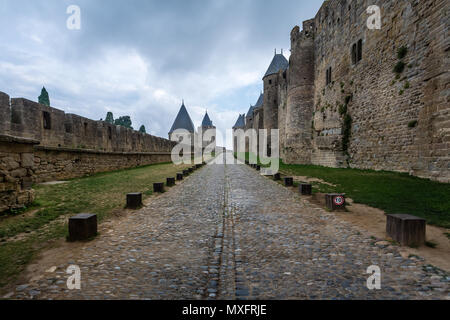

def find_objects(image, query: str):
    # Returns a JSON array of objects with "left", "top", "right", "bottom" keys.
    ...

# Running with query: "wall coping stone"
[
  {"left": 0, "top": 134, "right": 40, "bottom": 145},
  {"left": 33, "top": 145, "right": 173, "bottom": 156}
]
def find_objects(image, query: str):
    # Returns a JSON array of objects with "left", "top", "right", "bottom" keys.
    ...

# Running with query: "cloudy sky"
[{"left": 0, "top": 0, "right": 322, "bottom": 148}]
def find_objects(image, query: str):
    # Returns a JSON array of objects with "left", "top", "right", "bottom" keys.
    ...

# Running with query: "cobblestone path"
[{"left": 8, "top": 153, "right": 449, "bottom": 300}]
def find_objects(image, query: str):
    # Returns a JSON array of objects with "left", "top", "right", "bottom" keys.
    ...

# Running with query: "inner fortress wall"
[{"left": 283, "top": 0, "right": 449, "bottom": 182}]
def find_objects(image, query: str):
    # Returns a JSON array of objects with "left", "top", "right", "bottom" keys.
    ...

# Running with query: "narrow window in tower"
[
  {"left": 65, "top": 122, "right": 72, "bottom": 133},
  {"left": 357, "top": 39, "right": 363, "bottom": 62},
  {"left": 108, "top": 127, "right": 112, "bottom": 140},
  {"left": 326, "top": 67, "right": 332, "bottom": 85},
  {"left": 269, "top": 79, "right": 272, "bottom": 85},
  {"left": 43, "top": 111, "right": 51, "bottom": 130},
  {"left": 351, "top": 43, "right": 357, "bottom": 64}
]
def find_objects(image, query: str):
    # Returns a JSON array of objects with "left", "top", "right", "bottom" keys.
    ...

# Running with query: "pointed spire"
[{"left": 281, "top": 48, "right": 283, "bottom": 55}]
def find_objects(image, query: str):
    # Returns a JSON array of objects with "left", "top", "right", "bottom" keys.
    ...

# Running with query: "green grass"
[
  {"left": 0, "top": 162, "right": 189, "bottom": 289},
  {"left": 279, "top": 162, "right": 450, "bottom": 228}
]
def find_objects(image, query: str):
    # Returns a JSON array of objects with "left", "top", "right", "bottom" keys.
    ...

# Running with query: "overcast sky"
[{"left": 0, "top": 0, "right": 322, "bottom": 148}]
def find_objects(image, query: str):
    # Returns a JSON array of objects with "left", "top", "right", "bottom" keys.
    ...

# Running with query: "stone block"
[
  {"left": 284, "top": 177, "right": 294, "bottom": 187},
  {"left": 10, "top": 168, "right": 27, "bottom": 178},
  {"left": 256, "top": 165, "right": 261, "bottom": 171},
  {"left": 126, "top": 193, "right": 142, "bottom": 209},
  {"left": 183, "top": 169, "right": 190, "bottom": 176},
  {"left": 325, "top": 194, "right": 346, "bottom": 211},
  {"left": 68, "top": 213, "right": 97, "bottom": 242},
  {"left": 273, "top": 173, "right": 281, "bottom": 181},
  {"left": 21, "top": 177, "right": 33, "bottom": 190},
  {"left": 176, "top": 173, "right": 183, "bottom": 181},
  {"left": 153, "top": 182, "right": 165, "bottom": 193},
  {"left": 166, "top": 177, "right": 175, "bottom": 187},
  {"left": 386, "top": 214, "right": 426, "bottom": 247},
  {"left": 299, "top": 184, "right": 312, "bottom": 195},
  {"left": 21, "top": 153, "right": 34, "bottom": 168}
]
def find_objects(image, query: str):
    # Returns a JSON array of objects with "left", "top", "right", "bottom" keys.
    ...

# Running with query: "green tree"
[
  {"left": 38, "top": 87, "right": 50, "bottom": 106},
  {"left": 105, "top": 112, "right": 114, "bottom": 124},
  {"left": 139, "top": 125, "right": 146, "bottom": 133},
  {"left": 114, "top": 116, "right": 133, "bottom": 129}
]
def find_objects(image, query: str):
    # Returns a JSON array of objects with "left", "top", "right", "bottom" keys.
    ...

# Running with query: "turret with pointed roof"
[
  {"left": 233, "top": 114, "right": 246, "bottom": 129},
  {"left": 263, "top": 50, "right": 289, "bottom": 79},
  {"left": 169, "top": 101, "right": 196, "bottom": 135},
  {"left": 199, "top": 111, "right": 216, "bottom": 149},
  {"left": 201, "top": 111, "right": 213, "bottom": 128},
  {"left": 246, "top": 93, "right": 264, "bottom": 119}
]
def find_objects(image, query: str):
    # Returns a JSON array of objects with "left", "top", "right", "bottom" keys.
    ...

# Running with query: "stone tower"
[
  {"left": 199, "top": 111, "right": 216, "bottom": 149},
  {"left": 263, "top": 50, "right": 289, "bottom": 155},
  {"left": 284, "top": 20, "right": 315, "bottom": 164},
  {"left": 232, "top": 114, "right": 245, "bottom": 154}
]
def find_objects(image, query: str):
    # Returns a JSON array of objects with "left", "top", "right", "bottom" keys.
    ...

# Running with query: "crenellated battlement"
[{"left": 0, "top": 91, "right": 176, "bottom": 153}]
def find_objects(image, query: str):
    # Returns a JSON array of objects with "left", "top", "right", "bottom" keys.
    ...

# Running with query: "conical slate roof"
[
  {"left": 246, "top": 93, "right": 264, "bottom": 118},
  {"left": 169, "top": 102, "right": 196, "bottom": 134},
  {"left": 201, "top": 112, "right": 213, "bottom": 127},
  {"left": 233, "top": 114, "right": 245, "bottom": 129},
  {"left": 264, "top": 54, "right": 289, "bottom": 79}
]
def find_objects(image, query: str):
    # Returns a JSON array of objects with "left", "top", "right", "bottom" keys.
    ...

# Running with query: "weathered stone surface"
[
  {"left": 387, "top": 214, "right": 426, "bottom": 247},
  {"left": 237, "top": 0, "right": 449, "bottom": 183},
  {"left": 21, "top": 153, "right": 34, "bottom": 168},
  {"left": 68, "top": 213, "right": 97, "bottom": 242}
]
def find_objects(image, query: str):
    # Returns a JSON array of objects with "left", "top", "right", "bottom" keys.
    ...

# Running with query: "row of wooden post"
[
  {"left": 244, "top": 160, "right": 427, "bottom": 246},
  {"left": 68, "top": 162, "right": 207, "bottom": 242}
]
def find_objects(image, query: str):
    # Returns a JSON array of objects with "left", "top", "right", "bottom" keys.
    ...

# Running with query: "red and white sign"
[{"left": 333, "top": 196, "right": 345, "bottom": 206}]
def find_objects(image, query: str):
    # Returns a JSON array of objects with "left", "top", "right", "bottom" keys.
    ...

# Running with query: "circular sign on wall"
[{"left": 333, "top": 196, "right": 345, "bottom": 206}]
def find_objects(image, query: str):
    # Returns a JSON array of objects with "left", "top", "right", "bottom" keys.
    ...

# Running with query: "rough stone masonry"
[
  {"left": 0, "top": 91, "right": 177, "bottom": 212},
  {"left": 237, "top": 0, "right": 449, "bottom": 183}
]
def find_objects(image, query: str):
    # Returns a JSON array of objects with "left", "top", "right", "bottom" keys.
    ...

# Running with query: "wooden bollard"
[
  {"left": 126, "top": 193, "right": 143, "bottom": 209},
  {"left": 299, "top": 184, "right": 312, "bottom": 195},
  {"left": 386, "top": 214, "right": 426, "bottom": 246},
  {"left": 177, "top": 173, "right": 184, "bottom": 181},
  {"left": 284, "top": 177, "right": 294, "bottom": 187},
  {"left": 188, "top": 167, "right": 194, "bottom": 173},
  {"left": 68, "top": 214, "right": 97, "bottom": 242},
  {"left": 325, "top": 194, "right": 346, "bottom": 211},
  {"left": 153, "top": 183, "right": 165, "bottom": 193},
  {"left": 183, "top": 169, "right": 189, "bottom": 176},
  {"left": 166, "top": 177, "right": 176, "bottom": 187},
  {"left": 256, "top": 165, "right": 261, "bottom": 171},
  {"left": 273, "top": 173, "right": 281, "bottom": 181}
]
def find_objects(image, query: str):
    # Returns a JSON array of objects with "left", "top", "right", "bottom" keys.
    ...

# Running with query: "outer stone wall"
[
  {"left": 33, "top": 147, "right": 172, "bottom": 183},
  {"left": 0, "top": 91, "right": 178, "bottom": 212},
  {"left": 0, "top": 135, "right": 38, "bottom": 212}
]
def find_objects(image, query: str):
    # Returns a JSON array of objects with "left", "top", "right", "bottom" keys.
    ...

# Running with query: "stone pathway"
[{"left": 6, "top": 152, "right": 449, "bottom": 300}]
